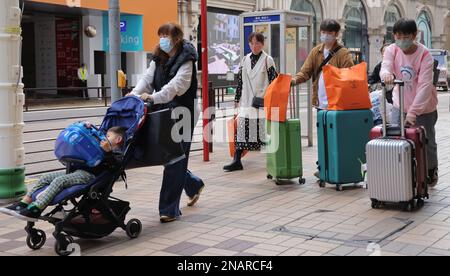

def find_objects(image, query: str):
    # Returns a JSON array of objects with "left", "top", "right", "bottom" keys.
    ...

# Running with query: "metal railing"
[
  {"left": 200, "top": 82, "right": 314, "bottom": 147},
  {"left": 23, "top": 108, "right": 204, "bottom": 177},
  {"left": 22, "top": 82, "right": 313, "bottom": 176},
  {"left": 199, "top": 82, "right": 237, "bottom": 109},
  {"left": 25, "top": 84, "right": 236, "bottom": 112},
  {"left": 23, "top": 86, "right": 134, "bottom": 112}
]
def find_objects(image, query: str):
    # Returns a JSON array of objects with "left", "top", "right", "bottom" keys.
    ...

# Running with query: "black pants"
[{"left": 82, "top": 81, "right": 88, "bottom": 98}]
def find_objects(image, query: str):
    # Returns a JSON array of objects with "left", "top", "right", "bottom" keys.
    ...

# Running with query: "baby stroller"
[{"left": 25, "top": 96, "right": 146, "bottom": 256}]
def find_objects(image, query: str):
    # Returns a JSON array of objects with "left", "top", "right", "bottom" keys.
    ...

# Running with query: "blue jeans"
[
  {"left": 184, "top": 170, "right": 204, "bottom": 199},
  {"left": 159, "top": 142, "right": 203, "bottom": 217}
]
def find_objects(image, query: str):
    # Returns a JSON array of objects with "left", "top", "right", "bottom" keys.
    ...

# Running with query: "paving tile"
[{"left": 1, "top": 98, "right": 450, "bottom": 256}]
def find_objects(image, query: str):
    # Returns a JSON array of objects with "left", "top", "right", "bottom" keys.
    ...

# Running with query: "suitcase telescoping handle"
[
  {"left": 381, "top": 80, "right": 405, "bottom": 138},
  {"left": 290, "top": 86, "right": 297, "bottom": 119}
]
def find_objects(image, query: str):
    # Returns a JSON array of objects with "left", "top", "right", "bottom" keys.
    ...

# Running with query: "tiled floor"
[{"left": 2, "top": 94, "right": 450, "bottom": 256}]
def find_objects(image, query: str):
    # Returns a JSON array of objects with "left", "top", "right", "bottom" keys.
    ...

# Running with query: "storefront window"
[
  {"left": 384, "top": 4, "right": 402, "bottom": 44},
  {"left": 417, "top": 11, "right": 432, "bottom": 48},
  {"left": 343, "top": 0, "right": 369, "bottom": 65},
  {"left": 290, "top": 0, "right": 322, "bottom": 46}
]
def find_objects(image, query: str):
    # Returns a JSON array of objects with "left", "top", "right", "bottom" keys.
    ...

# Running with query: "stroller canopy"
[{"left": 99, "top": 96, "right": 145, "bottom": 141}]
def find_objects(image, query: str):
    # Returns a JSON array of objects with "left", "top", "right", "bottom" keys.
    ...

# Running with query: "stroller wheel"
[
  {"left": 126, "top": 219, "right": 142, "bottom": 239},
  {"left": 26, "top": 229, "right": 46, "bottom": 250},
  {"left": 54, "top": 233, "right": 74, "bottom": 256}
]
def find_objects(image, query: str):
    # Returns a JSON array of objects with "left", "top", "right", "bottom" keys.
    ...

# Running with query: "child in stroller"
[
  {"left": 0, "top": 125, "right": 126, "bottom": 222},
  {"left": 0, "top": 96, "right": 146, "bottom": 256}
]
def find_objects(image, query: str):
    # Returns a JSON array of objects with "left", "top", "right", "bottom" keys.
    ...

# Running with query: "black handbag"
[
  {"left": 251, "top": 97, "right": 265, "bottom": 109},
  {"left": 127, "top": 106, "right": 186, "bottom": 168},
  {"left": 245, "top": 71, "right": 265, "bottom": 109}
]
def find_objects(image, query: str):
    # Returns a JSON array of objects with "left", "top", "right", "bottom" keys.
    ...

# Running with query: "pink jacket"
[{"left": 380, "top": 43, "right": 438, "bottom": 118}]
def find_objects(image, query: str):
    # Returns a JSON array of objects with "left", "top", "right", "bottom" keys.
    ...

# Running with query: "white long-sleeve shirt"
[{"left": 131, "top": 60, "right": 193, "bottom": 105}]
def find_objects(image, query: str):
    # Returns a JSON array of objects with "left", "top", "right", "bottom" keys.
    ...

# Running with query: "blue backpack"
[{"left": 54, "top": 122, "right": 106, "bottom": 167}]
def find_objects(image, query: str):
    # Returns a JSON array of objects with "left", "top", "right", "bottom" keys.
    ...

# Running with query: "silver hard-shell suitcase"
[
  {"left": 367, "top": 139, "right": 414, "bottom": 204},
  {"left": 366, "top": 80, "right": 423, "bottom": 211}
]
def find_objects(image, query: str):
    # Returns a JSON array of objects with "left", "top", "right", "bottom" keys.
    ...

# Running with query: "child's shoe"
[
  {"left": 12, "top": 205, "right": 42, "bottom": 222},
  {"left": 0, "top": 202, "right": 29, "bottom": 216}
]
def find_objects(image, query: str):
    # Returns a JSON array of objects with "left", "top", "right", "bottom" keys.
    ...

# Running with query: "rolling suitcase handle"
[
  {"left": 289, "top": 87, "right": 295, "bottom": 119},
  {"left": 381, "top": 80, "right": 405, "bottom": 138},
  {"left": 290, "top": 86, "right": 298, "bottom": 119},
  {"left": 292, "top": 88, "right": 296, "bottom": 119}
]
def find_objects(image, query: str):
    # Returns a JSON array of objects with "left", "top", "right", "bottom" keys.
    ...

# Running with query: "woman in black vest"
[{"left": 130, "top": 23, "right": 204, "bottom": 223}]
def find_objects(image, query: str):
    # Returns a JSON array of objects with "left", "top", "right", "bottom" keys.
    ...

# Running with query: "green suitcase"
[{"left": 266, "top": 119, "right": 305, "bottom": 185}]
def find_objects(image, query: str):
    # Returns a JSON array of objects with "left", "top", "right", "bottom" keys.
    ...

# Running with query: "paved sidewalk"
[{"left": 1, "top": 94, "right": 450, "bottom": 256}]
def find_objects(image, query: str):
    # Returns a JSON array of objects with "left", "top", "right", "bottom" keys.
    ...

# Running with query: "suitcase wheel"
[
  {"left": 416, "top": 198, "right": 425, "bottom": 209},
  {"left": 371, "top": 199, "right": 380, "bottom": 209},
  {"left": 336, "top": 185, "right": 344, "bottom": 192},
  {"left": 401, "top": 201, "right": 414, "bottom": 212},
  {"left": 319, "top": 181, "right": 326, "bottom": 188},
  {"left": 299, "top": 178, "right": 306, "bottom": 185},
  {"left": 267, "top": 175, "right": 273, "bottom": 180}
]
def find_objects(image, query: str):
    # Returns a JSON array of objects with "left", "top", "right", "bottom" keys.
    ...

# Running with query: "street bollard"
[{"left": 0, "top": 0, "right": 27, "bottom": 203}]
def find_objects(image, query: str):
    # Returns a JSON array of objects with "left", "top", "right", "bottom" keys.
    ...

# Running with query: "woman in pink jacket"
[{"left": 381, "top": 18, "right": 439, "bottom": 187}]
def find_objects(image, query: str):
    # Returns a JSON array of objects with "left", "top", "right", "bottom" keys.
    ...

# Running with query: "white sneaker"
[{"left": 187, "top": 185, "right": 205, "bottom": 207}]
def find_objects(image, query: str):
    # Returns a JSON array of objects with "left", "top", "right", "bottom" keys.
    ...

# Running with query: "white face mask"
[{"left": 320, "top": 33, "right": 336, "bottom": 44}]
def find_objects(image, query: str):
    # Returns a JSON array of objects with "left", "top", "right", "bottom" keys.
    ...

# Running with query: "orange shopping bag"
[
  {"left": 227, "top": 115, "right": 248, "bottom": 158},
  {"left": 264, "top": 74, "right": 292, "bottom": 122},
  {"left": 323, "top": 62, "right": 372, "bottom": 111}
]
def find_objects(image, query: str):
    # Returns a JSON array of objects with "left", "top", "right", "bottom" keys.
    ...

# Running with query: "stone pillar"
[
  {"left": 179, "top": 0, "right": 200, "bottom": 48},
  {"left": 178, "top": 0, "right": 189, "bottom": 39},
  {"left": 432, "top": 35, "right": 446, "bottom": 49},
  {"left": 188, "top": 0, "right": 201, "bottom": 47},
  {"left": 367, "top": 27, "right": 386, "bottom": 72},
  {"left": 337, "top": 18, "right": 347, "bottom": 44}
]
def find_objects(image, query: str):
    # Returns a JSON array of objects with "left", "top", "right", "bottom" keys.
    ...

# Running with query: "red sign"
[{"left": 56, "top": 19, "right": 80, "bottom": 89}]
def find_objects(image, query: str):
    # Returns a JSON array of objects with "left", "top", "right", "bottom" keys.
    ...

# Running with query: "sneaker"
[
  {"left": 429, "top": 169, "right": 439, "bottom": 188},
  {"left": 187, "top": 185, "right": 205, "bottom": 207},
  {"left": 12, "top": 205, "right": 42, "bottom": 222},
  {"left": 0, "top": 202, "right": 29, "bottom": 216},
  {"left": 160, "top": 215, "right": 176, "bottom": 223}
]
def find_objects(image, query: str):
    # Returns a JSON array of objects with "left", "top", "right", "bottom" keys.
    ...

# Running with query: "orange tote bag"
[
  {"left": 323, "top": 62, "right": 372, "bottom": 111},
  {"left": 227, "top": 115, "right": 248, "bottom": 158},
  {"left": 264, "top": 74, "right": 292, "bottom": 122}
]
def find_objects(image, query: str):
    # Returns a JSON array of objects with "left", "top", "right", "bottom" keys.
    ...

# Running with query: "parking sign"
[{"left": 120, "top": 21, "right": 126, "bottom": 32}]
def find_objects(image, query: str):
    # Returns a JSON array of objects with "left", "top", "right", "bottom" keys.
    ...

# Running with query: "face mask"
[
  {"left": 320, "top": 34, "right": 336, "bottom": 44},
  {"left": 160, "top": 37, "right": 173, "bottom": 53},
  {"left": 395, "top": 39, "right": 414, "bottom": 51}
]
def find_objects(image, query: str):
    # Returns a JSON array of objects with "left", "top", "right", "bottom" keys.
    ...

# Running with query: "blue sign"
[
  {"left": 103, "top": 14, "right": 143, "bottom": 52},
  {"left": 244, "top": 15, "right": 280, "bottom": 24},
  {"left": 244, "top": 26, "right": 253, "bottom": 55},
  {"left": 120, "top": 21, "right": 127, "bottom": 32}
]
